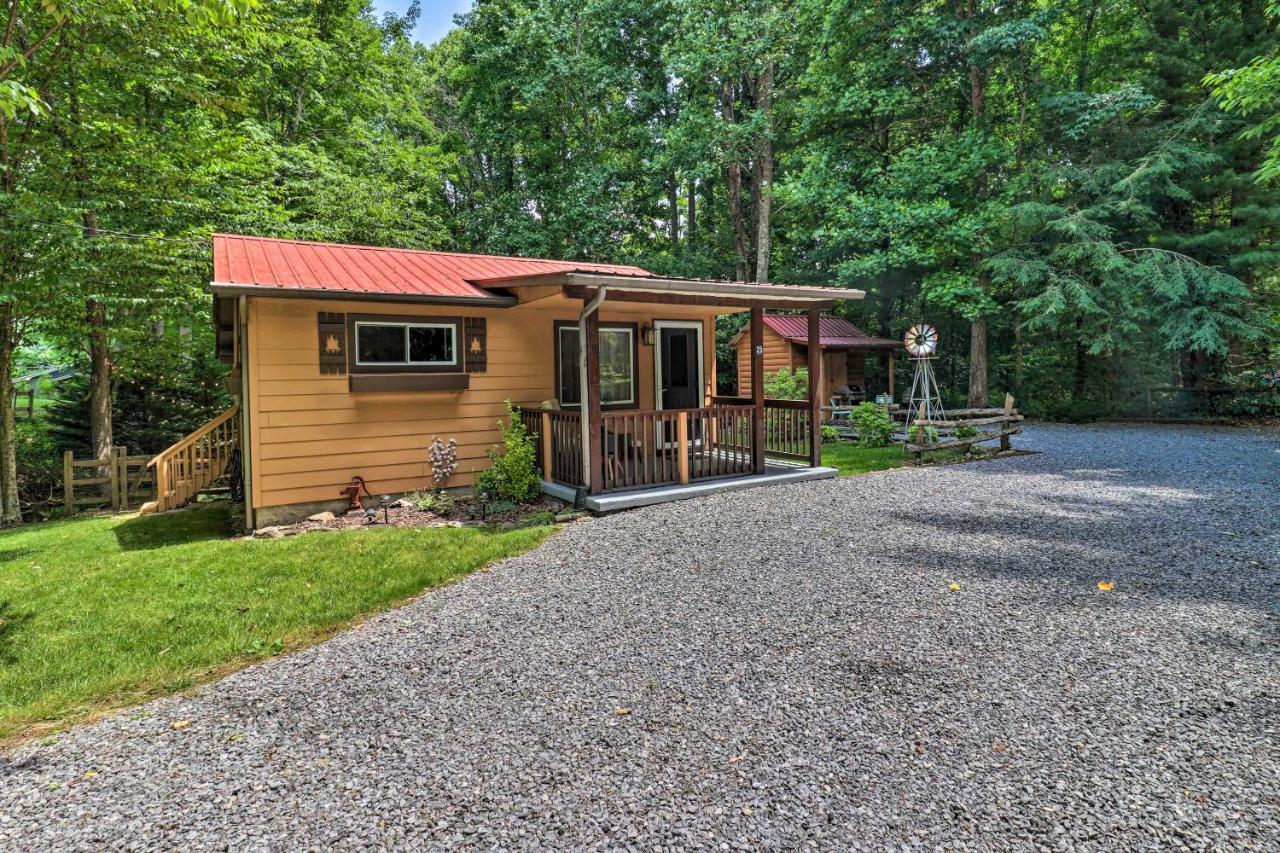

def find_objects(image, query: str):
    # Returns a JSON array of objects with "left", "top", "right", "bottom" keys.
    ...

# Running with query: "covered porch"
[{"left": 479, "top": 270, "right": 858, "bottom": 510}]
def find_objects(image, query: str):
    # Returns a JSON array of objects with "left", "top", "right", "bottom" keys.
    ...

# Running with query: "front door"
[{"left": 658, "top": 324, "right": 702, "bottom": 410}]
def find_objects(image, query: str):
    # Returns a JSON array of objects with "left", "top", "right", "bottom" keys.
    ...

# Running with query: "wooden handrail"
[
  {"left": 148, "top": 405, "right": 240, "bottom": 466},
  {"left": 146, "top": 405, "right": 240, "bottom": 513}
]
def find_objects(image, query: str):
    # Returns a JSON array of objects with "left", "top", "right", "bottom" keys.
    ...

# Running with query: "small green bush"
[
  {"left": 764, "top": 367, "right": 809, "bottom": 400},
  {"left": 406, "top": 489, "right": 455, "bottom": 514},
  {"left": 1216, "top": 393, "right": 1280, "bottom": 418},
  {"left": 475, "top": 402, "right": 541, "bottom": 504},
  {"left": 819, "top": 424, "right": 840, "bottom": 444},
  {"left": 954, "top": 424, "right": 979, "bottom": 439},
  {"left": 850, "top": 402, "right": 894, "bottom": 447}
]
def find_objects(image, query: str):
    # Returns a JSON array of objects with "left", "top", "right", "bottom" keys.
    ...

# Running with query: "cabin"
[
  {"left": 151, "top": 235, "right": 861, "bottom": 527},
  {"left": 732, "top": 314, "right": 902, "bottom": 405}
]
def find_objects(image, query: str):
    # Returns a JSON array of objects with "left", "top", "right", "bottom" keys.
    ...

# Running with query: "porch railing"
[
  {"left": 711, "top": 396, "right": 813, "bottom": 463},
  {"left": 521, "top": 407, "right": 583, "bottom": 487},
  {"left": 518, "top": 398, "right": 806, "bottom": 494}
]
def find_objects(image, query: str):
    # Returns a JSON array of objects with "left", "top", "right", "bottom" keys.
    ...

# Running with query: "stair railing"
[{"left": 147, "top": 405, "right": 240, "bottom": 513}]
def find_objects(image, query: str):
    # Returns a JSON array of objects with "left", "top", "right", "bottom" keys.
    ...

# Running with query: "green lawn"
[
  {"left": 819, "top": 443, "right": 912, "bottom": 476},
  {"left": 0, "top": 505, "right": 551, "bottom": 742},
  {"left": 819, "top": 443, "right": 966, "bottom": 476}
]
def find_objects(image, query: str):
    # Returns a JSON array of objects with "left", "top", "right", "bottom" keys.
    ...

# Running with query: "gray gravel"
[{"left": 1, "top": 423, "right": 1277, "bottom": 851}]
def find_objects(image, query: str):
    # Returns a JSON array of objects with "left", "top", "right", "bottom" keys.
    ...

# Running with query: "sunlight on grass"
[
  {"left": 820, "top": 443, "right": 911, "bottom": 476},
  {"left": 0, "top": 505, "right": 551, "bottom": 741}
]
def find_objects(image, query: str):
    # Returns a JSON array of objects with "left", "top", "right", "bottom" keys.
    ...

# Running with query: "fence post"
[
  {"left": 63, "top": 450, "right": 74, "bottom": 513},
  {"left": 119, "top": 446, "right": 130, "bottom": 510},
  {"left": 1001, "top": 393, "right": 1015, "bottom": 452},
  {"left": 676, "top": 411, "right": 690, "bottom": 485},
  {"left": 541, "top": 411, "right": 553, "bottom": 482}
]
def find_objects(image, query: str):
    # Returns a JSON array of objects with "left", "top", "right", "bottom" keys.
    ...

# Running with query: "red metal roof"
[
  {"left": 763, "top": 314, "right": 902, "bottom": 349},
  {"left": 212, "top": 234, "right": 652, "bottom": 302}
]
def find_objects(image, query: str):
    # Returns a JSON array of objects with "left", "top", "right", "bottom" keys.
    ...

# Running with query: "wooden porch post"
[
  {"left": 887, "top": 351, "right": 895, "bottom": 400},
  {"left": 583, "top": 307, "right": 604, "bottom": 494},
  {"left": 807, "top": 309, "right": 822, "bottom": 467},
  {"left": 750, "top": 307, "right": 765, "bottom": 474}
]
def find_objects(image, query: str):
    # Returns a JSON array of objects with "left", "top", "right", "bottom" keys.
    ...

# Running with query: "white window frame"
[
  {"left": 557, "top": 324, "right": 636, "bottom": 406},
  {"left": 354, "top": 321, "right": 457, "bottom": 367}
]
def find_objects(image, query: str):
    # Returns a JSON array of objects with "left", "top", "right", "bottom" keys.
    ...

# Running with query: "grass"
[
  {"left": 820, "top": 442, "right": 965, "bottom": 476},
  {"left": 0, "top": 505, "right": 551, "bottom": 742}
]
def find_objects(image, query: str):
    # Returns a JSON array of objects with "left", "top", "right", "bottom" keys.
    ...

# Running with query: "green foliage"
[
  {"left": 405, "top": 490, "right": 455, "bottom": 515},
  {"left": 850, "top": 402, "right": 894, "bottom": 448},
  {"left": 819, "top": 424, "right": 840, "bottom": 444},
  {"left": 954, "top": 425, "right": 979, "bottom": 439},
  {"left": 15, "top": 419, "right": 60, "bottom": 512},
  {"left": 475, "top": 403, "right": 541, "bottom": 504},
  {"left": 764, "top": 367, "right": 809, "bottom": 400}
]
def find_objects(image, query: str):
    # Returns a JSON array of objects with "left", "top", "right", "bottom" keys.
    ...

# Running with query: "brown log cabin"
[
  {"left": 151, "top": 235, "right": 861, "bottom": 526},
  {"left": 732, "top": 314, "right": 903, "bottom": 405}
]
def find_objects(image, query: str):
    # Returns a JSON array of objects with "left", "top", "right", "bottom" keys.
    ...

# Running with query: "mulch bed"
[{"left": 249, "top": 495, "right": 575, "bottom": 539}]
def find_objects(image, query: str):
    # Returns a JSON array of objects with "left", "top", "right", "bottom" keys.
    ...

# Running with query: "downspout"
[
  {"left": 238, "top": 295, "right": 255, "bottom": 531},
  {"left": 578, "top": 286, "right": 607, "bottom": 488}
]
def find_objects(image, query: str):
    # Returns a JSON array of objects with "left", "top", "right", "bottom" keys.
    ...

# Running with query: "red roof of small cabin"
[
  {"left": 212, "top": 234, "right": 652, "bottom": 301},
  {"left": 760, "top": 314, "right": 901, "bottom": 350}
]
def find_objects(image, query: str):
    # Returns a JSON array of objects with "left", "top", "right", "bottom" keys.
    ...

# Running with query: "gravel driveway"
[{"left": 2, "top": 424, "right": 1277, "bottom": 851}]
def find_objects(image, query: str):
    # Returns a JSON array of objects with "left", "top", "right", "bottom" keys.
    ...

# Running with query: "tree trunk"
[
  {"left": 668, "top": 172, "right": 679, "bottom": 250},
  {"left": 0, "top": 302, "right": 19, "bottom": 523},
  {"left": 83, "top": 210, "right": 112, "bottom": 461},
  {"left": 721, "top": 80, "right": 750, "bottom": 281},
  {"left": 686, "top": 177, "right": 697, "bottom": 246},
  {"left": 754, "top": 63, "right": 774, "bottom": 283},
  {"left": 1073, "top": 314, "right": 1087, "bottom": 398},
  {"left": 968, "top": 316, "right": 989, "bottom": 407}
]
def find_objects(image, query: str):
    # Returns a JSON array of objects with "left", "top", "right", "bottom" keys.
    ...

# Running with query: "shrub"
[
  {"left": 406, "top": 489, "right": 455, "bottom": 514},
  {"left": 764, "top": 367, "right": 808, "bottom": 400},
  {"left": 475, "top": 402, "right": 541, "bottom": 504},
  {"left": 428, "top": 435, "right": 458, "bottom": 489},
  {"left": 819, "top": 424, "right": 840, "bottom": 444},
  {"left": 850, "top": 402, "right": 894, "bottom": 447},
  {"left": 954, "top": 424, "right": 979, "bottom": 439},
  {"left": 16, "top": 419, "right": 61, "bottom": 512},
  {"left": 1216, "top": 393, "right": 1280, "bottom": 418}
]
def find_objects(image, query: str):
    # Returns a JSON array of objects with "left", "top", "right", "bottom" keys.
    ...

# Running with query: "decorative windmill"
[{"left": 903, "top": 323, "right": 945, "bottom": 438}]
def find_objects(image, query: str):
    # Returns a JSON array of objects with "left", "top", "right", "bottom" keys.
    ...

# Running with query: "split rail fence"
[
  {"left": 62, "top": 447, "right": 156, "bottom": 513},
  {"left": 904, "top": 393, "right": 1024, "bottom": 462}
]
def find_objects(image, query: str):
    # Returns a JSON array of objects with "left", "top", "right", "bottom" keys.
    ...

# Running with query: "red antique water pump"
[{"left": 339, "top": 476, "right": 372, "bottom": 513}]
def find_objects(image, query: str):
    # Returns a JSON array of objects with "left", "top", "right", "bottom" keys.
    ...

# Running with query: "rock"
[
  {"left": 498, "top": 521, "right": 517, "bottom": 531},
  {"left": 306, "top": 511, "right": 337, "bottom": 523},
  {"left": 254, "top": 526, "right": 285, "bottom": 539},
  {"left": 554, "top": 511, "right": 588, "bottom": 523}
]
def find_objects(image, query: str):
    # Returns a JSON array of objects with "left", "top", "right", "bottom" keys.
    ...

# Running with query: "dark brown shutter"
[
  {"left": 318, "top": 312, "right": 347, "bottom": 374},
  {"left": 213, "top": 296, "right": 236, "bottom": 364},
  {"left": 464, "top": 318, "right": 487, "bottom": 373}
]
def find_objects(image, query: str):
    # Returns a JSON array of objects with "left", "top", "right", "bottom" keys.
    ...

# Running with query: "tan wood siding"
[{"left": 247, "top": 294, "right": 721, "bottom": 511}]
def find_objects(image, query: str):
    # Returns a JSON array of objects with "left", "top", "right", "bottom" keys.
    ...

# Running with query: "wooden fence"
[
  {"left": 62, "top": 447, "right": 156, "bottom": 513},
  {"left": 904, "top": 394, "right": 1024, "bottom": 462}
]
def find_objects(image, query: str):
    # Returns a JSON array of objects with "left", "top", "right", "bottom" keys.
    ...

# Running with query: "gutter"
[
  {"left": 578, "top": 287, "right": 607, "bottom": 490},
  {"left": 209, "top": 282, "right": 517, "bottom": 308}
]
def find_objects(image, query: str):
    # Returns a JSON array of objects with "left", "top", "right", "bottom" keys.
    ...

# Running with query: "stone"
[{"left": 306, "top": 512, "right": 337, "bottom": 523}]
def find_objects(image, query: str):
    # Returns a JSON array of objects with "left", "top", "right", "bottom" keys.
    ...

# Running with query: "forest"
[{"left": 1, "top": 0, "right": 1278, "bottom": 523}]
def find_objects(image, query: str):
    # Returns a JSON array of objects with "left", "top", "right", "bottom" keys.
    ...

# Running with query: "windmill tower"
[{"left": 903, "top": 323, "right": 945, "bottom": 438}]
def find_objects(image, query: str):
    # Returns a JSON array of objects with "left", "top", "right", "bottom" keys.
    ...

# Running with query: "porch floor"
[{"left": 541, "top": 461, "right": 838, "bottom": 513}]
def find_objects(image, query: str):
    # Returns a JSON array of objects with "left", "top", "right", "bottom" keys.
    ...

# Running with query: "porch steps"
[{"left": 543, "top": 462, "right": 838, "bottom": 513}]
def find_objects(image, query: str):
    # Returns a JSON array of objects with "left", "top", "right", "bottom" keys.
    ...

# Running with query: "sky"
[{"left": 371, "top": 0, "right": 472, "bottom": 46}]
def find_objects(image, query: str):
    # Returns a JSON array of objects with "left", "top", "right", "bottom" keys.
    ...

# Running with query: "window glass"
[
  {"left": 599, "top": 329, "right": 633, "bottom": 403},
  {"left": 556, "top": 325, "right": 633, "bottom": 405},
  {"left": 357, "top": 324, "right": 406, "bottom": 364},
  {"left": 356, "top": 322, "right": 456, "bottom": 366},
  {"left": 409, "top": 326, "right": 453, "bottom": 363}
]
